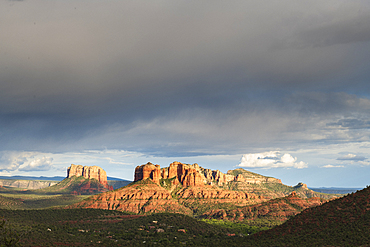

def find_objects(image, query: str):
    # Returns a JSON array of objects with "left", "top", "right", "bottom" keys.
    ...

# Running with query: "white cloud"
[
  {"left": 322, "top": 164, "right": 344, "bottom": 168},
  {"left": 358, "top": 160, "right": 370, "bottom": 166},
  {"left": 19, "top": 157, "right": 53, "bottom": 171},
  {"left": 0, "top": 151, "right": 54, "bottom": 172},
  {"left": 0, "top": 152, "right": 32, "bottom": 171},
  {"left": 238, "top": 151, "right": 307, "bottom": 169}
]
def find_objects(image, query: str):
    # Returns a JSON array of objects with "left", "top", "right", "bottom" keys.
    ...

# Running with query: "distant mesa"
[
  {"left": 67, "top": 164, "right": 108, "bottom": 187},
  {"left": 134, "top": 161, "right": 282, "bottom": 187},
  {"left": 34, "top": 164, "right": 113, "bottom": 195}
]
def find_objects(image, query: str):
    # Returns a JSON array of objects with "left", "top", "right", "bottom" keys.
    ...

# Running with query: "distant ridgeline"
[
  {"left": 0, "top": 165, "right": 131, "bottom": 190},
  {"left": 309, "top": 187, "right": 363, "bottom": 194},
  {"left": 0, "top": 179, "right": 58, "bottom": 190}
]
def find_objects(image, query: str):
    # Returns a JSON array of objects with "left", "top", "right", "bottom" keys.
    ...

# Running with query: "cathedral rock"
[{"left": 134, "top": 161, "right": 282, "bottom": 187}]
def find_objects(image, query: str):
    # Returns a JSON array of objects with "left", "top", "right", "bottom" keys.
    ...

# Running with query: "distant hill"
[
  {"left": 107, "top": 180, "right": 132, "bottom": 189},
  {"left": 309, "top": 187, "right": 363, "bottom": 194},
  {"left": 250, "top": 186, "right": 370, "bottom": 246},
  {"left": 0, "top": 175, "right": 130, "bottom": 181},
  {"left": 0, "top": 179, "right": 58, "bottom": 190},
  {"left": 0, "top": 176, "right": 65, "bottom": 181},
  {"left": 0, "top": 175, "right": 132, "bottom": 190}
]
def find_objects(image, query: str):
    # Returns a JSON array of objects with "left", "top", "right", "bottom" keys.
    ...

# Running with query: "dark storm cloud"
[
  {"left": 1, "top": 0, "right": 370, "bottom": 156},
  {"left": 328, "top": 119, "right": 370, "bottom": 129}
]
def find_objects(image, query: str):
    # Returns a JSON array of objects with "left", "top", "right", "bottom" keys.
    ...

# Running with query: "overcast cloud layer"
[{"left": 1, "top": 0, "right": 370, "bottom": 187}]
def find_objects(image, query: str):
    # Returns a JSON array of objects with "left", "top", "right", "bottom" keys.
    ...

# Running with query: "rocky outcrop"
[
  {"left": 227, "top": 168, "right": 282, "bottom": 184},
  {"left": 134, "top": 163, "right": 161, "bottom": 184},
  {"left": 294, "top": 182, "right": 308, "bottom": 189},
  {"left": 67, "top": 164, "right": 108, "bottom": 186}
]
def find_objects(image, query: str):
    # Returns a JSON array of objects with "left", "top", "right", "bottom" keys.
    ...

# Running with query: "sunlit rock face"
[
  {"left": 67, "top": 164, "right": 108, "bottom": 186},
  {"left": 135, "top": 162, "right": 205, "bottom": 187},
  {"left": 134, "top": 163, "right": 161, "bottom": 184}
]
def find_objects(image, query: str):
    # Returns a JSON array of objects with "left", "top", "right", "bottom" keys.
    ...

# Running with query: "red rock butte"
[{"left": 67, "top": 164, "right": 108, "bottom": 187}]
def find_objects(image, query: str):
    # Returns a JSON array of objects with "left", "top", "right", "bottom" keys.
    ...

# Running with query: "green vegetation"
[
  {"left": 159, "top": 177, "right": 176, "bottom": 190},
  {"left": 201, "top": 219, "right": 270, "bottom": 235},
  {"left": 0, "top": 193, "right": 89, "bottom": 210},
  {"left": 1, "top": 218, "right": 20, "bottom": 247},
  {"left": 0, "top": 209, "right": 267, "bottom": 246}
]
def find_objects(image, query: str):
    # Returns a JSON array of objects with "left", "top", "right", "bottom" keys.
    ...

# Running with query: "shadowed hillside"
[
  {"left": 202, "top": 191, "right": 326, "bottom": 227},
  {"left": 250, "top": 186, "right": 370, "bottom": 246},
  {"left": 35, "top": 176, "right": 110, "bottom": 195}
]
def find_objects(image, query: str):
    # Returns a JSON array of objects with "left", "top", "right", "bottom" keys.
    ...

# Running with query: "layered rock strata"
[
  {"left": 176, "top": 185, "right": 265, "bottom": 208},
  {"left": 68, "top": 179, "right": 192, "bottom": 215}
]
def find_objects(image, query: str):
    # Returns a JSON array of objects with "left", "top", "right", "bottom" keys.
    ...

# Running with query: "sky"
[{"left": 1, "top": 0, "right": 370, "bottom": 187}]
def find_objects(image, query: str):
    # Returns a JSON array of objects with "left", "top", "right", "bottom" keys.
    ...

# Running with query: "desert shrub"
[{"left": 0, "top": 219, "right": 20, "bottom": 247}]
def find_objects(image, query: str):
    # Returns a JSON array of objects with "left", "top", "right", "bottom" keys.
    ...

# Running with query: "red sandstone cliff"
[
  {"left": 134, "top": 163, "right": 161, "bottom": 184},
  {"left": 135, "top": 162, "right": 205, "bottom": 187}
]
